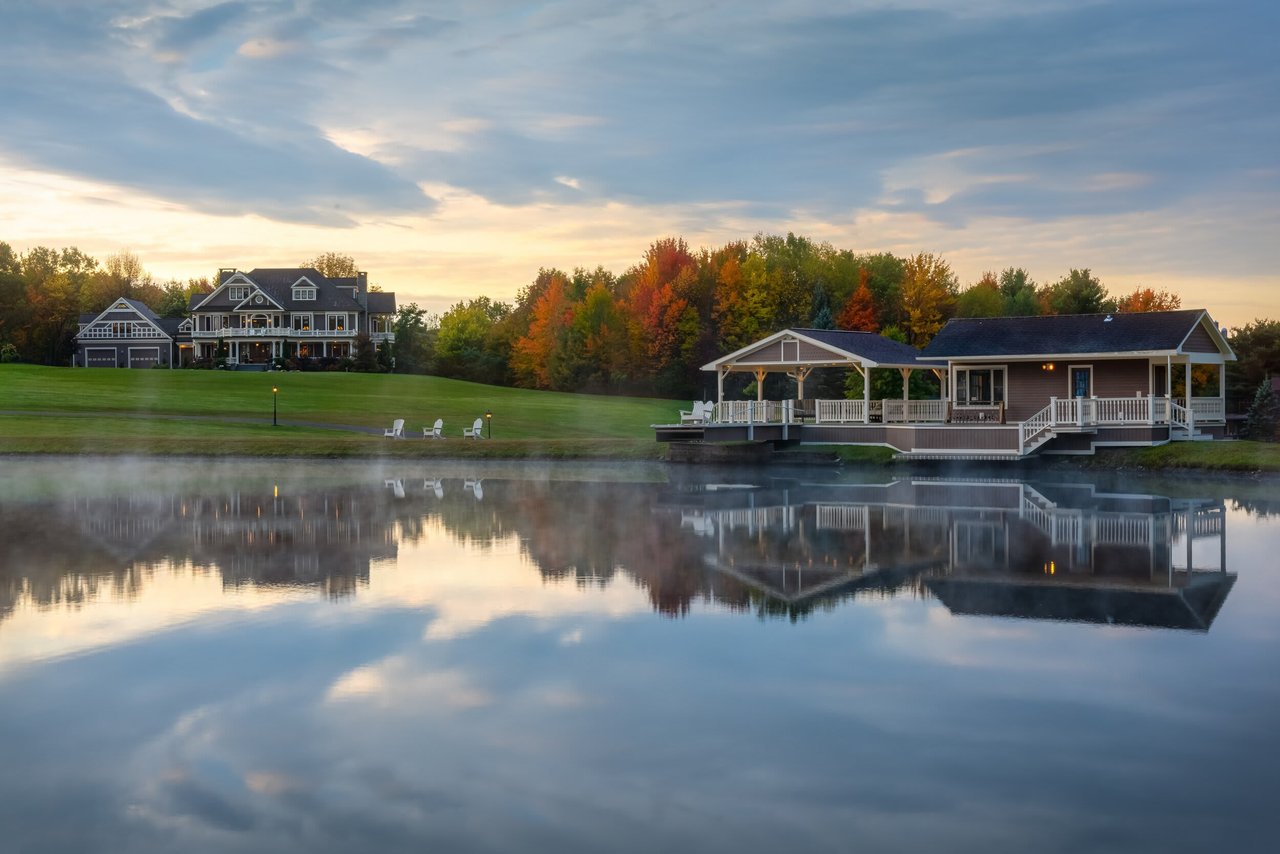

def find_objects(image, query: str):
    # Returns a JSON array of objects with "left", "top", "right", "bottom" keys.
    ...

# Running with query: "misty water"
[{"left": 1, "top": 459, "right": 1277, "bottom": 854}]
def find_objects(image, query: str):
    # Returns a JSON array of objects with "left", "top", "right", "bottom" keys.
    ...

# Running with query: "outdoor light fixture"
[
  {"left": 1041, "top": 363, "right": 1056, "bottom": 372},
  {"left": 272, "top": 386, "right": 279, "bottom": 426},
  {"left": 485, "top": 409, "right": 492, "bottom": 439}
]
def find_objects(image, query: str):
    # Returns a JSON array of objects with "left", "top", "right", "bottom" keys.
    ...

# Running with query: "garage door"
[
  {"left": 85, "top": 348, "right": 117, "bottom": 368},
  {"left": 128, "top": 348, "right": 160, "bottom": 369}
]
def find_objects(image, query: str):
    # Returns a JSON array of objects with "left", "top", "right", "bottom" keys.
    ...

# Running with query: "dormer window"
[
  {"left": 293, "top": 287, "right": 316, "bottom": 301},
  {"left": 228, "top": 285, "right": 249, "bottom": 301}
]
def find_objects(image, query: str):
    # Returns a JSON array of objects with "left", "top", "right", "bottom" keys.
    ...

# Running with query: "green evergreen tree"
[{"left": 1242, "top": 379, "right": 1279, "bottom": 442}]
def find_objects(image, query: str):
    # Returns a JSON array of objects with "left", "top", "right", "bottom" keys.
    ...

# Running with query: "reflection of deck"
[
  {"left": 926, "top": 572, "right": 1237, "bottom": 631},
  {"left": 708, "top": 557, "right": 942, "bottom": 605}
]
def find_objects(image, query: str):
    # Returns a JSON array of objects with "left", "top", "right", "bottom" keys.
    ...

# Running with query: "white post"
[
  {"left": 1050, "top": 396, "right": 1058, "bottom": 426},
  {"left": 1148, "top": 393, "right": 1155, "bottom": 425},
  {"left": 718, "top": 367, "right": 725, "bottom": 404},
  {"left": 1185, "top": 361, "right": 1195, "bottom": 434},
  {"left": 755, "top": 369, "right": 766, "bottom": 403},
  {"left": 862, "top": 365, "right": 871, "bottom": 424},
  {"left": 1219, "top": 362, "right": 1226, "bottom": 422}
]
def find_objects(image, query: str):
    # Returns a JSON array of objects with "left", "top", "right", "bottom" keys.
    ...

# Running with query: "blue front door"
[{"left": 1071, "top": 367, "right": 1091, "bottom": 398}]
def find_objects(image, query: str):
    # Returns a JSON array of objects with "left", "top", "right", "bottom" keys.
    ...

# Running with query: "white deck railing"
[
  {"left": 882, "top": 399, "right": 947, "bottom": 423},
  {"left": 707, "top": 395, "right": 1224, "bottom": 430},
  {"left": 815, "top": 399, "right": 866, "bottom": 423}
]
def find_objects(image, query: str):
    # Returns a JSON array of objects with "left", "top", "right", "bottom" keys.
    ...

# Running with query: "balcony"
[{"left": 192, "top": 327, "right": 357, "bottom": 338}]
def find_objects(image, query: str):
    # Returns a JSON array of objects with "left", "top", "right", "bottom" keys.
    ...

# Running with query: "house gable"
[
  {"left": 77, "top": 298, "right": 171, "bottom": 341},
  {"left": 191, "top": 272, "right": 258, "bottom": 312},
  {"left": 1177, "top": 313, "right": 1235, "bottom": 360}
]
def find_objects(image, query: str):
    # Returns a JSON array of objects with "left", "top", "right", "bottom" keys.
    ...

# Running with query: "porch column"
[
  {"left": 717, "top": 367, "right": 726, "bottom": 404},
  {"left": 754, "top": 369, "right": 767, "bottom": 402},
  {"left": 1185, "top": 360, "right": 1195, "bottom": 433},
  {"left": 862, "top": 364, "right": 871, "bottom": 424},
  {"left": 1219, "top": 362, "right": 1226, "bottom": 419}
]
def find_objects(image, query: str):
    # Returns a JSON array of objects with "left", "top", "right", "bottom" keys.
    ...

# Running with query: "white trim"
[
  {"left": 191, "top": 273, "right": 256, "bottom": 311},
  {"left": 1175, "top": 311, "right": 1236, "bottom": 361},
  {"left": 922, "top": 349, "right": 1179, "bottom": 362},
  {"left": 77, "top": 300, "right": 170, "bottom": 341},
  {"left": 954, "top": 364, "right": 1007, "bottom": 407},
  {"left": 232, "top": 287, "right": 285, "bottom": 312},
  {"left": 701, "top": 328, "right": 920, "bottom": 372}
]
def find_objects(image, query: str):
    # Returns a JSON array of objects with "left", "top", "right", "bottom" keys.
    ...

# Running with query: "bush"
[
  {"left": 0, "top": 342, "right": 18, "bottom": 363},
  {"left": 1242, "top": 379, "right": 1280, "bottom": 442}
]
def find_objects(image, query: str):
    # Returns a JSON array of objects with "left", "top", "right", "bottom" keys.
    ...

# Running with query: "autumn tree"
[
  {"left": 1043, "top": 268, "right": 1112, "bottom": 315},
  {"left": 1115, "top": 287, "right": 1181, "bottom": 312},
  {"left": 512, "top": 273, "right": 575, "bottom": 389},
  {"left": 837, "top": 271, "right": 879, "bottom": 332},
  {"left": 900, "top": 252, "right": 957, "bottom": 345}
]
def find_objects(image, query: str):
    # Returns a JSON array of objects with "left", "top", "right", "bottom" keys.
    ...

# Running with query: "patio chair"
[
  {"left": 423, "top": 478, "right": 444, "bottom": 498},
  {"left": 384, "top": 478, "right": 405, "bottom": 498},
  {"left": 680, "top": 401, "right": 712, "bottom": 424},
  {"left": 463, "top": 417, "right": 485, "bottom": 439},
  {"left": 384, "top": 418, "right": 405, "bottom": 439},
  {"left": 423, "top": 418, "right": 444, "bottom": 439}
]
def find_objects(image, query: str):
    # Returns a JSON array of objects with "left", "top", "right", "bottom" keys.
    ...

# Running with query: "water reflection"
[
  {"left": 0, "top": 462, "right": 1275, "bottom": 854},
  {"left": 669, "top": 479, "right": 1234, "bottom": 630},
  {"left": 0, "top": 467, "right": 1238, "bottom": 632}
]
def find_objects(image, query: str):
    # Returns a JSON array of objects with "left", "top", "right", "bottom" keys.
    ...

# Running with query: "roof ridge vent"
[{"left": 1103, "top": 314, "right": 1113, "bottom": 322}]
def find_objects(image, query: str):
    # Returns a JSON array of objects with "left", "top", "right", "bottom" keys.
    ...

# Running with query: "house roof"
[
  {"left": 920, "top": 309, "right": 1222, "bottom": 359},
  {"left": 793, "top": 328, "right": 927, "bottom": 367},
  {"left": 191, "top": 268, "right": 396, "bottom": 314},
  {"left": 702, "top": 327, "right": 928, "bottom": 372}
]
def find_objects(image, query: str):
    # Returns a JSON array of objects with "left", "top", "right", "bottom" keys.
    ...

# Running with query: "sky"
[{"left": 1, "top": 0, "right": 1277, "bottom": 326}]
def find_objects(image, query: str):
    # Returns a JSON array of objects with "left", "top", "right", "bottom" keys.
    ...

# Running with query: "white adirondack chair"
[
  {"left": 423, "top": 418, "right": 444, "bottom": 438},
  {"left": 463, "top": 417, "right": 485, "bottom": 438},
  {"left": 384, "top": 418, "right": 405, "bottom": 438},
  {"left": 423, "top": 478, "right": 444, "bottom": 498},
  {"left": 384, "top": 478, "right": 405, "bottom": 498},
  {"left": 680, "top": 401, "right": 711, "bottom": 424}
]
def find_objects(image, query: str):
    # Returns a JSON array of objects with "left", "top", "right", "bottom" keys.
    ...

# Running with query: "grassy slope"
[
  {"left": 1086, "top": 440, "right": 1280, "bottom": 473},
  {"left": 0, "top": 365, "right": 680, "bottom": 457}
]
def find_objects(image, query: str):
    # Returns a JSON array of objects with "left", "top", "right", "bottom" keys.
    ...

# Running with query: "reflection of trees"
[{"left": 0, "top": 485, "right": 412, "bottom": 622}]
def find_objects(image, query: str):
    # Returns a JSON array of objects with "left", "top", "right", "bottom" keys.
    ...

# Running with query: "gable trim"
[
  {"left": 191, "top": 272, "right": 257, "bottom": 312},
  {"left": 1176, "top": 311, "right": 1236, "bottom": 361}
]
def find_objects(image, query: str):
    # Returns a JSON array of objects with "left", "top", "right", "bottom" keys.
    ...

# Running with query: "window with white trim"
[
  {"left": 327, "top": 313, "right": 347, "bottom": 332},
  {"left": 293, "top": 287, "right": 316, "bottom": 301},
  {"left": 292, "top": 313, "right": 312, "bottom": 331},
  {"left": 955, "top": 366, "right": 1006, "bottom": 406},
  {"left": 228, "top": 285, "right": 249, "bottom": 301}
]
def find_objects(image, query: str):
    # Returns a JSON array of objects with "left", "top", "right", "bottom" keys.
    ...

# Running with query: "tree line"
[{"left": 3, "top": 236, "right": 1277, "bottom": 414}]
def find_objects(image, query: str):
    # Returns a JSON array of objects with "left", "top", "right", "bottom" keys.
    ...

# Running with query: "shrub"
[{"left": 1242, "top": 379, "right": 1279, "bottom": 442}]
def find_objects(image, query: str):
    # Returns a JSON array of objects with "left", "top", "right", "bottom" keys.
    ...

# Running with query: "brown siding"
[
  {"left": 737, "top": 341, "right": 782, "bottom": 363},
  {"left": 797, "top": 341, "right": 834, "bottom": 361},
  {"left": 800, "top": 425, "right": 887, "bottom": 444},
  {"left": 1003, "top": 359, "right": 1151, "bottom": 422},
  {"left": 914, "top": 483, "right": 1021, "bottom": 508},
  {"left": 910, "top": 426, "right": 1019, "bottom": 451},
  {"left": 1182, "top": 323, "right": 1219, "bottom": 354}
]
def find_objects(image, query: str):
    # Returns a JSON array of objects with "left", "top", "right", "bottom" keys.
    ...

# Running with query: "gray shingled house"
[{"left": 74, "top": 297, "right": 190, "bottom": 368}]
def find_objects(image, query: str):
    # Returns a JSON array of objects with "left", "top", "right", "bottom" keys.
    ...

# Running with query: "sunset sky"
[{"left": 2, "top": 0, "right": 1277, "bottom": 325}]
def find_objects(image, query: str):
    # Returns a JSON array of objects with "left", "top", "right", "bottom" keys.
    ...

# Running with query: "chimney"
[
  {"left": 357, "top": 271, "right": 368, "bottom": 309},
  {"left": 219, "top": 267, "right": 236, "bottom": 285}
]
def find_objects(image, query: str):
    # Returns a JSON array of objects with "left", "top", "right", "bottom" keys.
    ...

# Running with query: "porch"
[{"left": 659, "top": 395, "right": 1225, "bottom": 457}]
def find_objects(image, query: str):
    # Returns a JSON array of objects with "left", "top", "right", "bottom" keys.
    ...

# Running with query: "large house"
[
  {"left": 660, "top": 308, "right": 1236, "bottom": 458},
  {"left": 187, "top": 267, "right": 396, "bottom": 366},
  {"left": 74, "top": 266, "right": 396, "bottom": 369}
]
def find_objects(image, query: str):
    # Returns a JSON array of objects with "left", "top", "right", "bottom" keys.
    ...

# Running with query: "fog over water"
[{"left": 1, "top": 459, "right": 1277, "bottom": 853}]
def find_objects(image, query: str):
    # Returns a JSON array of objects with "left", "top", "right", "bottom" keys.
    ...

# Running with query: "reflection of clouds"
[
  {"left": 0, "top": 566, "right": 309, "bottom": 674},
  {"left": 327, "top": 657, "right": 491, "bottom": 710}
]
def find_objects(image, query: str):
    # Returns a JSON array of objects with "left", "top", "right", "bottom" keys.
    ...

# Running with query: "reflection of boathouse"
[{"left": 667, "top": 480, "right": 1234, "bottom": 630}]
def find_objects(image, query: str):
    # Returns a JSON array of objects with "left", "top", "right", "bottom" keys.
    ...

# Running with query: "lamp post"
[
  {"left": 485, "top": 409, "right": 492, "bottom": 439},
  {"left": 272, "top": 386, "right": 278, "bottom": 427}
]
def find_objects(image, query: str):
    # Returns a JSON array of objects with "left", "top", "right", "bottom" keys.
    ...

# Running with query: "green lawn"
[
  {"left": 1089, "top": 440, "right": 1280, "bottom": 473},
  {"left": 0, "top": 365, "right": 681, "bottom": 457}
]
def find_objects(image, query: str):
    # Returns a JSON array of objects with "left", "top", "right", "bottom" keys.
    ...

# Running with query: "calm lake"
[{"left": 1, "top": 459, "right": 1277, "bottom": 853}]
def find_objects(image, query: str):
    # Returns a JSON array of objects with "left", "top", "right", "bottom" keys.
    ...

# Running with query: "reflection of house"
[
  {"left": 73, "top": 298, "right": 190, "bottom": 368},
  {"left": 0, "top": 484, "right": 404, "bottom": 619},
  {"left": 665, "top": 479, "right": 1234, "bottom": 630},
  {"left": 188, "top": 267, "right": 396, "bottom": 367},
  {"left": 663, "top": 310, "right": 1235, "bottom": 457}
]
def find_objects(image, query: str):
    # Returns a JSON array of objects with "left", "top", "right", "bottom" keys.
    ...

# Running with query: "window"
[
  {"left": 227, "top": 285, "right": 249, "bottom": 301},
  {"left": 955, "top": 367, "right": 1006, "bottom": 406},
  {"left": 292, "top": 313, "right": 312, "bottom": 332},
  {"left": 293, "top": 287, "right": 316, "bottom": 301},
  {"left": 327, "top": 314, "right": 347, "bottom": 332}
]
